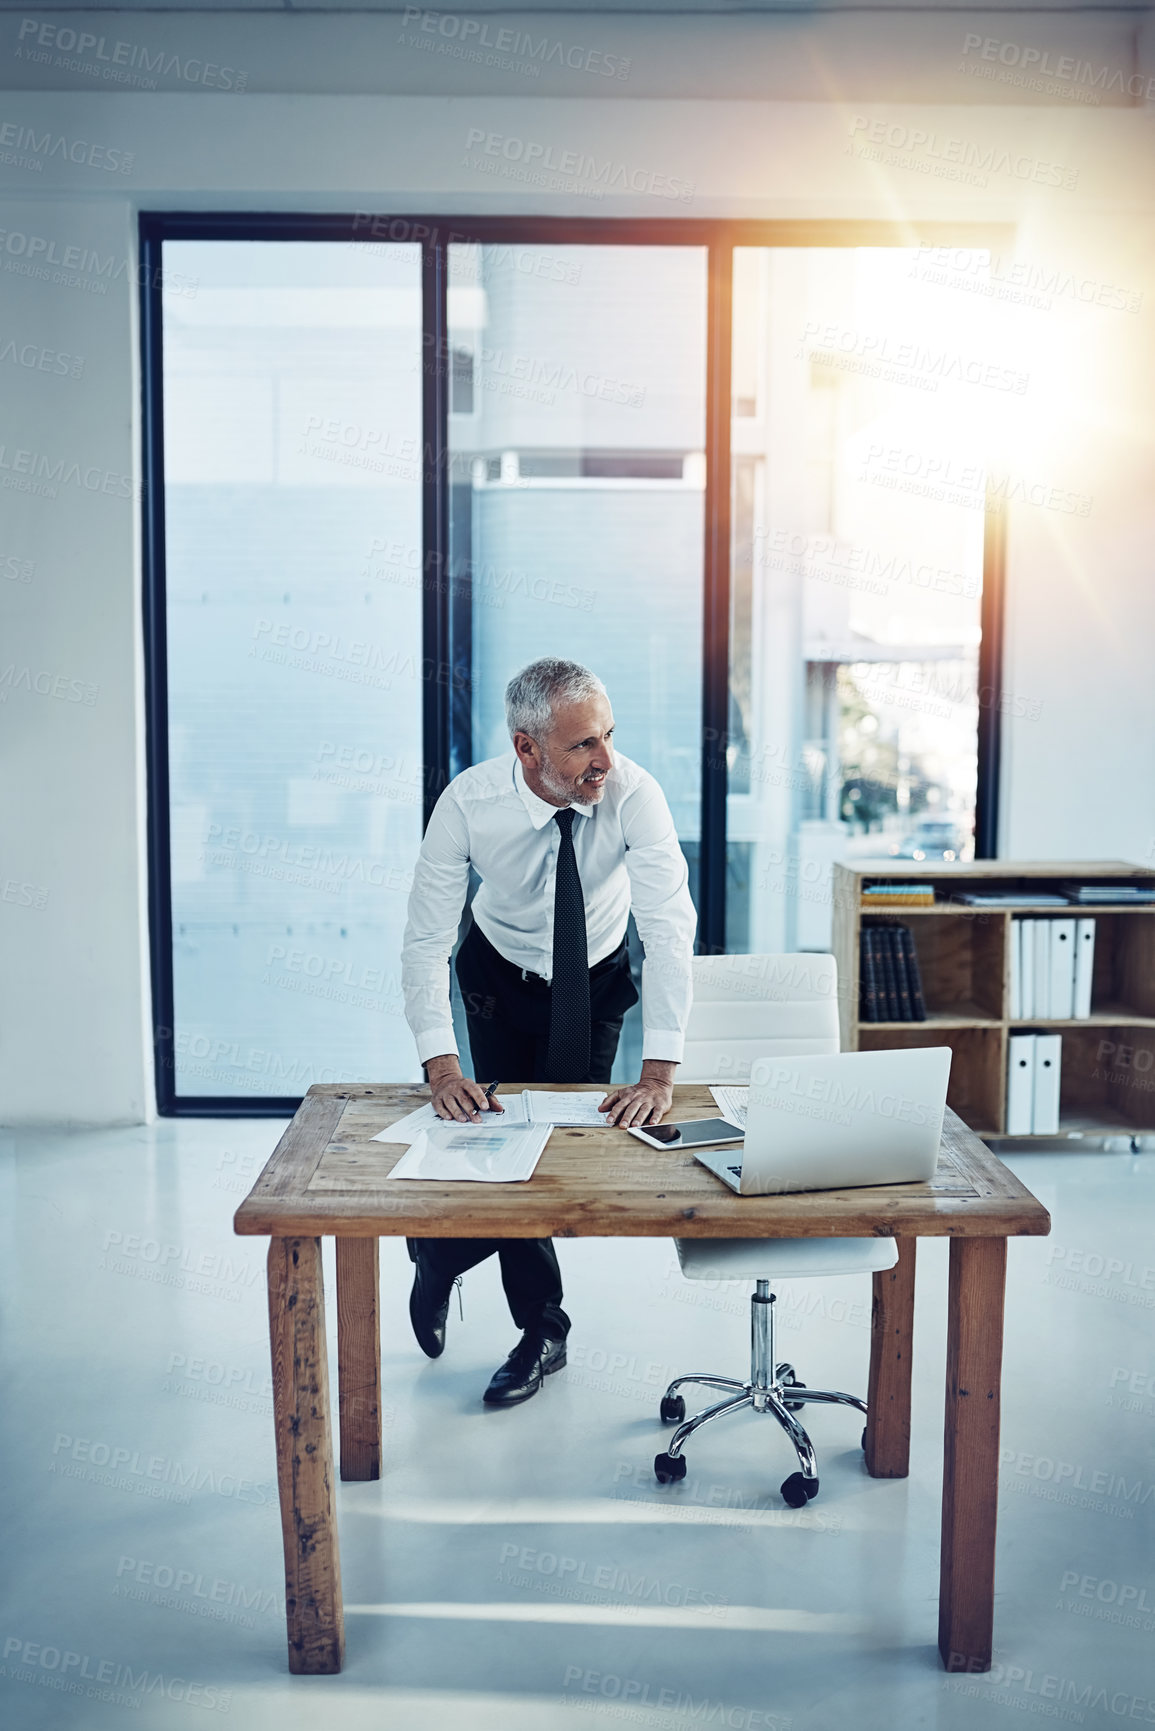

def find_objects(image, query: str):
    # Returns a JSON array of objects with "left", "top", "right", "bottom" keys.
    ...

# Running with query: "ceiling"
[{"left": 0, "top": 0, "right": 1148, "bottom": 13}]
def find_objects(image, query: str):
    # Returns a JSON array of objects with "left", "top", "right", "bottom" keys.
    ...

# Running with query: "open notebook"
[{"left": 371, "top": 1090, "right": 611, "bottom": 1146}]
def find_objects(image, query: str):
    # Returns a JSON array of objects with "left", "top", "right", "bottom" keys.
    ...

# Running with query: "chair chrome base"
[{"left": 654, "top": 1279, "right": 868, "bottom": 1507}]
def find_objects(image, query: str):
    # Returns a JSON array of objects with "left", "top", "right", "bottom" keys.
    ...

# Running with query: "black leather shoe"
[
  {"left": 482, "top": 1330, "right": 568, "bottom": 1407},
  {"left": 409, "top": 1261, "right": 456, "bottom": 1359}
]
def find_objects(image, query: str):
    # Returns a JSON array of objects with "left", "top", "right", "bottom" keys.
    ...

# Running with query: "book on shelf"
[
  {"left": 879, "top": 927, "right": 900, "bottom": 1019},
  {"left": 860, "top": 884, "right": 935, "bottom": 909},
  {"left": 874, "top": 930, "right": 886, "bottom": 1019},
  {"left": 859, "top": 927, "right": 880, "bottom": 1022},
  {"left": 955, "top": 891, "right": 1068, "bottom": 907},
  {"left": 859, "top": 925, "right": 926, "bottom": 1022},
  {"left": 892, "top": 931, "right": 913, "bottom": 1020},
  {"left": 1061, "top": 883, "right": 1155, "bottom": 904},
  {"left": 896, "top": 926, "right": 926, "bottom": 1020}
]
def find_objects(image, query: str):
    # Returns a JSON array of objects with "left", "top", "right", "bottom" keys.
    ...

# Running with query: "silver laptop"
[{"left": 696, "top": 1047, "right": 952, "bottom": 1195}]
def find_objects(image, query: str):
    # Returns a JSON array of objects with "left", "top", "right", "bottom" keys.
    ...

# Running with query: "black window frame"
[{"left": 140, "top": 212, "right": 1012, "bottom": 1114}]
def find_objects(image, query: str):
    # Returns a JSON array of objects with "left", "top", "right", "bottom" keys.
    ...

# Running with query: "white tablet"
[{"left": 627, "top": 1118, "right": 745, "bottom": 1152}]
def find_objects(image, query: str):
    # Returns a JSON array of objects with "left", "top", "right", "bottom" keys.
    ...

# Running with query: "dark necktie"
[{"left": 545, "top": 808, "right": 591, "bottom": 1082}]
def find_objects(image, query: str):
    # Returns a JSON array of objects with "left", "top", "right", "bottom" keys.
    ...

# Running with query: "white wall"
[
  {"left": 2, "top": 12, "right": 1153, "bottom": 1124},
  {"left": 1, "top": 195, "right": 150, "bottom": 1125}
]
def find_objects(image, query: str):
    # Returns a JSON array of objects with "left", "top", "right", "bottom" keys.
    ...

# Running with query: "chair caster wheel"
[
  {"left": 660, "top": 1395, "right": 685, "bottom": 1424},
  {"left": 781, "top": 1472, "right": 819, "bottom": 1508},
  {"left": 776, "top": 1364, "right": 805, "bottom": 1409},
  {"left": 655, "top": 1452, "right": 687, "bottom": 1484}
]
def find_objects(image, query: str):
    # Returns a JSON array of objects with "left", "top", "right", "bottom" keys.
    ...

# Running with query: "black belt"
[
  {"left": 472, "top": 922, "right": 628, "bottom": 987},
  {"left": 523, "top": 937, "right": 629, "bottom": 985}
]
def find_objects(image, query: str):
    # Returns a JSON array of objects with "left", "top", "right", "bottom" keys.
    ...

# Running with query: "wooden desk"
[{"left": 234, "top": 1082, "right": 1050, "bottom": 1677}]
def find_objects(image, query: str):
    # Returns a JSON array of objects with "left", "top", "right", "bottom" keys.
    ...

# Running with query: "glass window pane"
[
  {"left": 162, "top": 240, "right": 423, "bottom": 1098},
  {"left": 447, "top": 243, "right": 708, "bottom": 1073},
  {"left": 727, "top": 248, "right": 988, "bottom": 954}
]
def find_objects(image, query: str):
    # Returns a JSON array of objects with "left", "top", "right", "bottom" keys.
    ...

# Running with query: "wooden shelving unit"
[{"left": 831, "top": 860, "right": 1155, "bottom": 1143}]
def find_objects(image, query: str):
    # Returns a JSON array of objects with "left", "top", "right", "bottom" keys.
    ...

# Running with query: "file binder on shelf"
[
  {"left": 1007, "top": 1032, "right": 1062, "bottom": 1133},
  {"left": 1009, "top": 921, "right": 1021, "bottom": 1021},
  {"left": 1073, "top": 919, "right": 1096, "bottom": 1019},
  {"left": 1006, "top": 1034, "right": 1035, "bottom": 1135},
  {"left": 1018, "top": 920, "right": 1035, "bottom": 1020},
  {"left": 1032, "top": 920, "right": 1050, "bottom": 1023},
  {"left": 1032, "top": 1034, "right": 1062, "bottom": 1134},
  {"left": 1047, "top": 919, "right": 1077, "bottom": 1020}
]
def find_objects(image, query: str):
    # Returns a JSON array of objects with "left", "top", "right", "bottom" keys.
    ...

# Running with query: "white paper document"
[
  {"left": 524, "top": 1090, "right": 612, "bottom": 1127},
  {"left": 709, "top": 1085, "right": 749, "bottom": 1128},
  {"left": 369, "top": 1102, "right": 439, "bottom": 1144},
  {"left": 371, "top": 1090, "right": 610, "bottom": 1145},
  {"left": 386, "top": 1122, "right": 551, "bottom": 1183},
  {"left": 371, "top": 1098, "right": 526, "bottom": 1144}
]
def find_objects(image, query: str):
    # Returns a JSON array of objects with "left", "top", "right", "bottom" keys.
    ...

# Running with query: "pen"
[{"left": 483, "top": 1080, "right": 500, "bottom": 1107}]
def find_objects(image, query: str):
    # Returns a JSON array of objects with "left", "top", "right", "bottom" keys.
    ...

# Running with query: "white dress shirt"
[{"left": 401, "top": 751, "right": 696, "bottom": 1067}]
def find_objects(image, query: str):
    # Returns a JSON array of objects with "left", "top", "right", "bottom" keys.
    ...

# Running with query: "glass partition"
[
  {"left": 447, "top": 242, "right": 708, "bottom": 1072},
  {"left": 162, "top": 240, "right": 424, "bottom": 1097},
  {"left": 727, "top": 247, "right": 989, "bottom": 953}
]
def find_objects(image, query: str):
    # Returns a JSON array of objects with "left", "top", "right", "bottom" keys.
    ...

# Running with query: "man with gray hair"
[{"left": 401, "top": 655, "right": 696, "bottom": 1407}]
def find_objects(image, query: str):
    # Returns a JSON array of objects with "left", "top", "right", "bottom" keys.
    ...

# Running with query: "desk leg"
[
  {"left": 865, "top": 1238, "right": 915, "bottom": 1479},
  {"left": 336, "top": 1237, "right": 382, "bottom": 1481},
  {"left": 938, "top": 1236, "right": 1007, "bottom": 1674},
  {"left": 268, "top": 1237, "right": 344, "bottom": 1675}
]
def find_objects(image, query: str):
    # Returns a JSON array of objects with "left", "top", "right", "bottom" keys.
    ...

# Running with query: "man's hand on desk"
[
  {"left": 599, "top": 1059, "right": 677, "bottom": 1129},
  {"left": 425, "top": 1055, "right": 505, "bottom": 1124}
]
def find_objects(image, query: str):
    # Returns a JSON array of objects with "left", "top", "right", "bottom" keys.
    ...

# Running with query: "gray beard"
[{"left": 540, "top": 759, "right": 599, "bottom": 806}]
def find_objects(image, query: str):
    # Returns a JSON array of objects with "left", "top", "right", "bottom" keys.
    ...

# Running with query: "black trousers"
[{"left": 410, "top": 920, "right": 638, "bottom": 1335}]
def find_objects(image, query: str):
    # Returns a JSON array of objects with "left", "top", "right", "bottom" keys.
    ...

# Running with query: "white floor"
[{"left": 2, "top": 1121, "right": 1154, "bottom": 1731}]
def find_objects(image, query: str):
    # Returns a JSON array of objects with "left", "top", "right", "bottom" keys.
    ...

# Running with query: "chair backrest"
[{"left": 682, "top": 953, "right": 840, "bottom": 1083}]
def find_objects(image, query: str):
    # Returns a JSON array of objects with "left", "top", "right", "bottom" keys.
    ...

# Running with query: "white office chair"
[{"left": 657, "top": 952, "right": 898, "bottom": 1508}]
